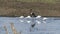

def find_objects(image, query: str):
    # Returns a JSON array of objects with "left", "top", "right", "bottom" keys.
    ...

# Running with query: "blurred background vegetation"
[
  {"left": 0, "top": 0, "right": 60, "bottom": 17},
  {"left": 17, "top": 0, "right": 60, "bottom": 4}
]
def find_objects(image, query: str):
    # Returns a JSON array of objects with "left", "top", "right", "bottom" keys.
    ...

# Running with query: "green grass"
[{"left": 17, "top": 0, "right": 60, "bottom": 4}]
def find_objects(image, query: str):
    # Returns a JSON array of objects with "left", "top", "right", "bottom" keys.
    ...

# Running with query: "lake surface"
[{"left": 0, "top": 17, "right": 60, "bottom": 34}]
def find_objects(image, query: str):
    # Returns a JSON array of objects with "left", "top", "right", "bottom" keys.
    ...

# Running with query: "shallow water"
[{"left": 0, "top": 17, "right": 60, "bottom": 34}]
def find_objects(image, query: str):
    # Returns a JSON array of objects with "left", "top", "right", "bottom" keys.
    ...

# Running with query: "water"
[{"left": 0, "top": 17, "right": 60, "bottom": 34}]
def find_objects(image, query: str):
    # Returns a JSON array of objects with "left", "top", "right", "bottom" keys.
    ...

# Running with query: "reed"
[
  {"left": 10, "top": 23, "right": 18, "bottom": 34},
  {"left": 3, "top": 23, "right": 21, "bottom": 34},
  {"left": 4, "top": 25, "right": 8, "bottom": 34}
]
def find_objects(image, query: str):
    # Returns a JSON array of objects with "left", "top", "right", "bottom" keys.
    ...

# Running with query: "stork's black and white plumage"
[
  {"left": 30, "top": 9, "right": 36, "bottom": 28},
  {"left": 30, "top": 12, "right": 36, "bottom": 17},
  {"left": 30, "top": 9, "right": 36, "bottom": 17}
]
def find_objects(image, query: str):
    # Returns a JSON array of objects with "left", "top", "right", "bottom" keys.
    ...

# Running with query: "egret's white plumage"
[
  {"left": 26, "top": 16, "right": 31, "bottom": 18},
  {"left": 43, "top": 17, "right": 48, "bottom": 20},
  {"left": 19, "top": 16, "right": 24, "bottom": 18},
  {"left": 36, "top": 15, "right": 41, "bottom": 18}
]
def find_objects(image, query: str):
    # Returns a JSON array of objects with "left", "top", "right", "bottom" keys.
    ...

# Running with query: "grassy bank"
[
  {"left": 17, "top": 0, "right": 60, "bottom": 4},
  {"left": 0, "top": 0, "right": 60, "bottom": 16}
]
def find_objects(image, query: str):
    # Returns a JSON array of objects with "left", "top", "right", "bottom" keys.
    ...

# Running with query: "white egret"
[
  {"left": 36, "top": 15, "right": 41, "bottom": 18},
  {"left": 43, "top": 17, "right": 48, "bottom": 23},
  {"left": 19, "top": 16, "right": 24, "bottom": 18},
  {"left": 26, "top": 16, "right": 31, "bottom": 18},
  {"left": 43, "top": 17, "right": 48, "bottom": 20}
]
